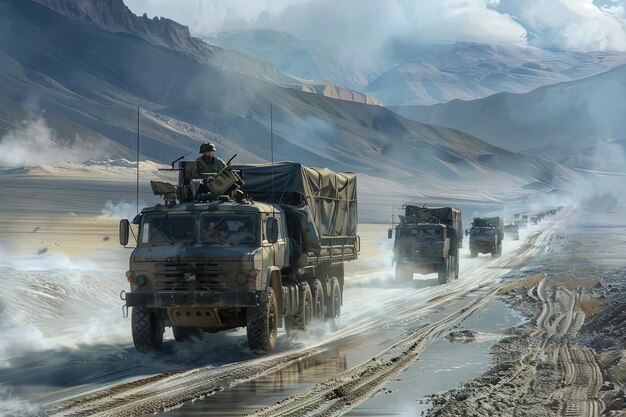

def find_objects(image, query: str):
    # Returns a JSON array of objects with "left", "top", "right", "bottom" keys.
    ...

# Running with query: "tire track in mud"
[
  {"left": 44, "top": 348, "right": 327, "bottom": 417},
  {"left": 546, "top": 287, "right": 605, "bottom": 417},
  {"left": 38, "top": 215, "right": 570, "bottom": 416},
  {"left": 252, "top": 288, "right": 500, "bottom": 417}
]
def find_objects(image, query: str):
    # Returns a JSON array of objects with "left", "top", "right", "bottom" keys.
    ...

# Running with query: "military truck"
[
  {"left": 388, "top": 205, "right": 462, "bottom": 285},
  {"left": 467, "top": 217, "right": 504, "bottom": 258},
  {"left": 119, "top": 161, "right": 359, "bottom": 353},
  {"left": 504, "top": 223, "right": 520, "bottom": 241},
  {"left": 530, "top": 215, "right": 540, "bottom": 225}
]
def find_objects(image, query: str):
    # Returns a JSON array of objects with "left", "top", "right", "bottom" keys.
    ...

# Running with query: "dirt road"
[{"left": 0, "top": 212, "right": 566, "bottom": 417}]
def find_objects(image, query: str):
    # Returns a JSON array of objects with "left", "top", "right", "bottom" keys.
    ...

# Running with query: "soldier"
[{"left": 196, "top": 143, "right": 226, "bottom": 175}]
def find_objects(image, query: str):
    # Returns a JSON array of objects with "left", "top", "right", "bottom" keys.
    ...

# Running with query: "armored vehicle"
[
  {"left": 468, "top": 217, "right": 504, "bottom": 258},
  {"left": 119, "top": 161, "right": 359, "bottom": 353},
  {"left": 504, "top": 223, "right": 520, "bottom": 241},
  {"left": 388, "top": 205, "right": 462, "bottom": 285}
]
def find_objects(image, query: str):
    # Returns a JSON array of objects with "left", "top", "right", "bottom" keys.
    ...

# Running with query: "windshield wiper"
[{"left": 150, "top": 213, "right": 175, "bottom": 245}]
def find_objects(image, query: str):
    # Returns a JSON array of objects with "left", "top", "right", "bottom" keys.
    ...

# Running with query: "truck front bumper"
[{"left": 124, "top": 291, "right": 259, "bottom": 308}]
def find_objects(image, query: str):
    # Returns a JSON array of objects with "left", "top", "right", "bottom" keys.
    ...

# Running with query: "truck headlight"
[
  {"left": 236, "top": 272, "right": 249, "bottom": 285},
  {"left": 134, "top": 275, "right": 147, "bottom": 286}
]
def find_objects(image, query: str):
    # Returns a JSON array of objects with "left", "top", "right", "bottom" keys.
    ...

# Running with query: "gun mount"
[{"left": 151, "top": 159, "right": 245, "bottom": 205}]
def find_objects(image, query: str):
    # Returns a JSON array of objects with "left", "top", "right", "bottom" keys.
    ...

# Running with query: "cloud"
[
  {"left": 125, "top": 0, "right": 626, "bottom": 52},
  {"left": 500, "top": 0, "right": 626, "bottom": 51},
  {"left": 0, "top": 115, "right": 100, "bottom": 167}
]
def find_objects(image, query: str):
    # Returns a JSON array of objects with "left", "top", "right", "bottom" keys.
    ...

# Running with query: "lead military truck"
[
  {"left": 119, "top": 161, "right": 359, "bottom": 353},
  {"left": 388, "top": 205, "right": 462, "bottom": 285}
]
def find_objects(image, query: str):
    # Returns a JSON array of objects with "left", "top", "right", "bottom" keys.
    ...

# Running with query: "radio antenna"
[
  {"left": 391, "top": 189, "right": 395, "bottom": 229},
  {"left": 136, "top": 106, "right": 140, "bottom": 216},
  {"left": 270, "top": 103, "right": 275, "bottom": 211}
]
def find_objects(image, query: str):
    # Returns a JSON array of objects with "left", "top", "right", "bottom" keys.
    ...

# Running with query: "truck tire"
[
  {"left": 326, "top": 277, "right": 342, "bottom": 331},
  {"left": 498, "top": 242, "right": 503, "bottom": 256},
  {"left": 132, "top": 307, "right": 164, "bottom": 353},
  {"left": 173, "top": 326, "right": 203, "bottom": 343},
  {"left": 309, "top": 279, "right": 325, "bottom": 323},
  {"left": 395, "top": 263, "right": 413, "bottom": 281},
  {"left": 285, "top": 282, "right": 313, "bottom": 335},
  {"left": 246, "top": 288, "right": 278, "bottom": 352},
  {"left": 455, "top": 255, "right": 460, "bottom": 279},
  {"left": 438, "top": 257, "right": 449, "bottom": 285}
]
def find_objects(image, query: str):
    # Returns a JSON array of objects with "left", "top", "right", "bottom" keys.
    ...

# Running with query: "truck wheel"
[
  {"left": 470, "top": 249, "right": 477, "bottom": 258},
  {"left": 455, "top": 255, "right": 460, "bottom": 279},
  {"left": 285, "top": 282, "right": 313, "bottom": 335},
  {"left": 173, "top": 326, "right": 203, "bottom": 343},
  {"left": 131, "top": 307, "right": 164, "bottom": 353},
  {"left": 498, "top": 242, "right": 503, "bottom": 256},
  {"left": 309, "top": 279, "right": 325, "bottom": 323},
  {"left": 246, "top": 288, "right": 278, "bottom": 352},
  {"left": 437, "top": 257, "right": 449, "bottom": 285},
  {"left": 326, "top": 277, "right": 342, "bottom": 331}
]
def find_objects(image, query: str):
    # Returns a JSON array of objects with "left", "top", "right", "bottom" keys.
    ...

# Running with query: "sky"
[{"left": 124, "top": 0, "right": 626, "bottom": 53}]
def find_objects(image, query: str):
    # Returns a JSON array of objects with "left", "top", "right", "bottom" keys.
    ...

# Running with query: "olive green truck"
[{"left": 119, "top": 162, "right": 359, "bottom": 353}]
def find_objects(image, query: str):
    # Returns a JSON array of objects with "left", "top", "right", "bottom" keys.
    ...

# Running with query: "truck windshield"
[
  {"left": 140, "top": 213, "right": 196, "bottom": 245},
  {"left": 201, "top": 213, "right": 258, "bottom": 245},
  {"left": 473, "top": 228, "right": 495, "bottom": 235},
  {"left": 400, "top": 227, "right": 443, "bottom": 239}
]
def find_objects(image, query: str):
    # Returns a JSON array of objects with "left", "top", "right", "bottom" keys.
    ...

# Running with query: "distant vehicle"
[
  {"left": 389, "top": 205, "right": 462, "bottom": 285},
  {"left": 504, "top": 224, "right": 520, "bottom": 241},
  {"left": 514, "top": 213, "right": 521, "bottom": 220},
  {"left": 467, "top": 217, "right": 504, "bottom": 258},
  {"left": 530, "top": 215, "right": 539, "bottom": 225},
  {"left": 520, "top": 215, "right": 529, "bottom": 228},
  {"left": 119, "top": 161, "right": 359, "bottom": 353}
]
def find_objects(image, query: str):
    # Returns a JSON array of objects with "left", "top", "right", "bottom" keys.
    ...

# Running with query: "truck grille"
[{"left": 154, "top": 262, "right": 230, "bottom": 291}]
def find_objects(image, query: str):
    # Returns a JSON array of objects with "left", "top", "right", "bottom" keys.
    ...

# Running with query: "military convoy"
[
  {"left": 389, "top": 206, "right": 462, "bottom": 285},
  {"left": 467, "top": 217, "right": 504, "bottom": 258},
  {"left": 119, "top": 161, "right": 358, "bottom": 353},
  {"left": 118, "top": 152, "right": 565, "bottom": 354}
]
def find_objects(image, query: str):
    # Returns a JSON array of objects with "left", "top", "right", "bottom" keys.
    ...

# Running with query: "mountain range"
[
  {"left": 392, "top": 63, "right": 626, "bottom": 173},
  {"left": 207, "top": 30, "right": 626, "bottom": 107},
  {"left": 0, "top": 0, "right": 578, "bottom": 203}
]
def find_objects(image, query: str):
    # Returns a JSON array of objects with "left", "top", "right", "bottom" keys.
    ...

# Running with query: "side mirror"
[
  {"left": 387, "top": 228, "right": 393, "bottom": 239},
  {"left": 119, "top": 219, "right": 130, "bottom": 246},
  {"left": 266, "top": 217, "right": 279, "bottom": 244},
  {"left": 465, "top": 229, "right": 469, "bottom": 237}
]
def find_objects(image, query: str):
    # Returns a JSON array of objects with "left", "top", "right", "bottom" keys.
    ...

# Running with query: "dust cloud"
[{"left": 0, "top": 115, "right": 100, "bottom": 167}]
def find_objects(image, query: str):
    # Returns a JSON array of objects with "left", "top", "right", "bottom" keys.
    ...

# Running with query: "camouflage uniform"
[{"left": 196, "top": 154, "right": 226, "bottom": 175}]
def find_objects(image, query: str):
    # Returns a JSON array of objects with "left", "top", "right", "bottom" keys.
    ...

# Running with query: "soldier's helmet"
[{"left": 199, "top": 143, "right": 217, "bottom": 153}]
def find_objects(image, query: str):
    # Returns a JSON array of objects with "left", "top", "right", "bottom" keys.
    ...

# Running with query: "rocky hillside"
[
  {"left": 0, "top": 0, "right": 580, "bottom": 201},
  {"left": 31, "top": 0, "right": 380, "bottom": 105}
]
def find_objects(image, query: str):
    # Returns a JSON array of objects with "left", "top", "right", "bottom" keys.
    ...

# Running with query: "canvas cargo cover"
[
  {"left": 403, "top": 205, "right": 461, "bottom": 230},
  {"left": 234, "top": 163, "right": 358, "bottom": 238}
]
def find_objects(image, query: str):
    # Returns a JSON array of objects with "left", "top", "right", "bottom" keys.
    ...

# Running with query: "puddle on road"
[
  {"left": 346, "top": 299, "right": 526, "bottom": 416},
  {"left": 160, "top": 299, "right": 524, "bottom": 416},
  {"left": 162, "top": 348, "right": 350, "bottom": 416}
]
